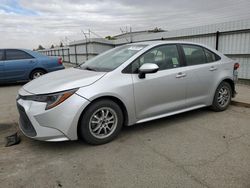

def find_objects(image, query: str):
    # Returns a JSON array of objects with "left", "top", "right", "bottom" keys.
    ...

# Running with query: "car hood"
[{"left": 23, "top": 68, "right": 106, "bottom": 95}]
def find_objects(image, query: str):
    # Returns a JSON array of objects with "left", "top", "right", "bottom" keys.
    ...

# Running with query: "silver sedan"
[{"left": 16, "top": 41, "right": 239, "bottom": 145}]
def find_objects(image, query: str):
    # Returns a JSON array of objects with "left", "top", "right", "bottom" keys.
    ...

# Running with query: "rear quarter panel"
[
  {"left": 208, "top": 56, "right": 235, "bottom": 104},
  {"left": 196, "top": 45, "right": 236, "bottom": 104},
  {"left": 23, "top": 50, "right": 64, "bottom": 73},
  {"left": 33, "top": 56, "right": 64, "bottom": 73}
]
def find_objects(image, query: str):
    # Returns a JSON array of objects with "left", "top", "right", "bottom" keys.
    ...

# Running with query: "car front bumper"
[{"left": 16, "top": 93, "right": 90, "bottom": 142}]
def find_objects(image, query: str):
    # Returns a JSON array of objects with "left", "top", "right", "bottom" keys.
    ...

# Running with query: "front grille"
[{"left": 17, "top": 103, "right": 37, "bottom": 137}]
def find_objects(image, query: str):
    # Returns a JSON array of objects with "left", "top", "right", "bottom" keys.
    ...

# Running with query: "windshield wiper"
[
  {"left": 74, "top": 64, "right": 81, "bottom": 68},
  {"left": 84, "top": 66, "right": 97, "bottom": 71}
]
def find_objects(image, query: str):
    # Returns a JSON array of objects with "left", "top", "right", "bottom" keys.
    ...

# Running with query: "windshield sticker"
[{"left": 128, "top": 46, "right": 144, "bottom": 51}]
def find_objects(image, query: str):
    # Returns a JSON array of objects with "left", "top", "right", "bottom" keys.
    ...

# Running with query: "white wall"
[{"left": 38, "top": 19, "right": 250, "bottom": 79}]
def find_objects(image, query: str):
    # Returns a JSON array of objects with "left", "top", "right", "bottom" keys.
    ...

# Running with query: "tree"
[
  {"left": 105, "top": 36, "right": 116, "bottom": 40},
  {"left": 60, "top": 42, "right": 64, "bottom": 47},
  {"left": 37, "top": 45, "right": 45, "bottom": 50},
  {"left": 152, "top": 27, "right": 163, "bottom": 32},
  {"left": 50, "top": 44, "right": 54, "bottom": 49}
]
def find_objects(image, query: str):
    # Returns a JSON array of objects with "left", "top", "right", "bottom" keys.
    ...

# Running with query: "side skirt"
[{"left": 135, "top": 105, "right": 207, "bottom": 124}]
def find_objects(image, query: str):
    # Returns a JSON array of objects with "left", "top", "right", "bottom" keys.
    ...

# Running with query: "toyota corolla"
[{"left": 16, "top": 41, "right": 239, "bottom": 145}]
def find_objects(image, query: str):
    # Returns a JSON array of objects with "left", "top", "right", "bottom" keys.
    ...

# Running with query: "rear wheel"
[
  {"left": 79, "top": 100, "right": 123, "bottom": 145},
  {"left": 211, "top": 82, "right": 232, "bottom": 111},
  {"left": 30, "top": 69, "right": 46, "bottom": 80}
]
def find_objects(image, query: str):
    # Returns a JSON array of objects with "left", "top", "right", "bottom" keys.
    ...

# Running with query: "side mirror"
[{"left": 138, "top": 63, "right": 159, "bottom": 79}]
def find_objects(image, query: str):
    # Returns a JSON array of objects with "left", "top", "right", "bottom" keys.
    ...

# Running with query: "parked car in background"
[
  {"left": 0, "top": 49, "right": 64, "bottom": 83},
  {"left": 16, "top": 41, "right": 239, "bottom": 145}
]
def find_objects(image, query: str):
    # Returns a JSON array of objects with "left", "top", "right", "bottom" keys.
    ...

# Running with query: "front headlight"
[{"left": 21, "top": 89, "right": 78, "bottom": 110}]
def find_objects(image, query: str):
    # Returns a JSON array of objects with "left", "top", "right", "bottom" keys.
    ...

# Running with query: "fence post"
[
  {"left": 74, "top": 45, "right": 78, "bottom": 64},
  {"left": 216, "top": 31, "right": 220, "bottom": 50},
  {"left": 68, "top": 49, "right": 71, "bottom": 63},
  {"left": 85, "top": 42, "right": 88, "bottom": 61},
  {"left": 62, "top": 48, "right": 64, "bottom": 62}
]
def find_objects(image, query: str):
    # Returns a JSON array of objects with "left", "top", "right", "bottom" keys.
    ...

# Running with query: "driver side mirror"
[{"left": 138, "top": 63, "right": 159, "bottom": 79}]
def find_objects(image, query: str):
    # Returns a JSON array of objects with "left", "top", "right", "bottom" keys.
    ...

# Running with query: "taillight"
[
  {"left": 234, "top": 63, "right": 240, "bottom": 70},
  {"left": 58, "top": 57, "right": 63, "bottom": 65}
]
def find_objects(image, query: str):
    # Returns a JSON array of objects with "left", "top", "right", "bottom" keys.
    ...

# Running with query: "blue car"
[{"left": 0, "top": 49, "right": 64, "bottom": 83}]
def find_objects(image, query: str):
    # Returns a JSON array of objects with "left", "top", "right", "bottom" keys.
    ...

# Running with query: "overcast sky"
[{"left": 1, "top": 0, "right": 250, "bottom": 49}]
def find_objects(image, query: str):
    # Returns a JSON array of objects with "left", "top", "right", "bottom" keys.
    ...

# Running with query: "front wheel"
[
  {"left": 79, "top": 100, "right": 123, "bottom": 145},
  {"left": 211, "top": 82, "right": 232, "bottom": 111}
]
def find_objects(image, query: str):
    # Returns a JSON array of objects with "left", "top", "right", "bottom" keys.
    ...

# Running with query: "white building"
[{"left": 39, "top": 19, "right": 250, "bottom": 80}]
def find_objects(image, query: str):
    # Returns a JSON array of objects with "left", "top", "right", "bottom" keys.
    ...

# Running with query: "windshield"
[{"left": 79, "top": 44, "right": 147, "bottom": 72}]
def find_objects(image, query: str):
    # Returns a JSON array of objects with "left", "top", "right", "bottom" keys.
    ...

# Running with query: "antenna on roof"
[
  {"left": 89, "top": 29, "right": 103, "bottom": 38},
  {"left": 120, "top": 27, "right": 125, "bottom": 34},
  {"left": 81, "top": 30, "right": 89, "bottom": 61}
]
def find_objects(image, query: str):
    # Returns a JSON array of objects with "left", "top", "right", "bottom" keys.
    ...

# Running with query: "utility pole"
[
  {"left": 81, "top": 30, "right": 89, "bottom": 61},
  {"left": 64, "top": 36, "right": 71, "bottom": 46},
  {"left": 130, "top": 26, "right": 132, "bottom": 43},
  {"left": 89, "top": 29, "right": 103, "bottom": 38}
]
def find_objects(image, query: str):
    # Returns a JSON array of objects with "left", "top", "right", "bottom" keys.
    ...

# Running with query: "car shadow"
[
  {"left": 21, "top": 107, "right": 212, "bottom": 152},
  {"left": 121, "top": 107, "right": 211, "bottom": 135},
  {"left": 0, "top": 82, "right": 26, "bottom": 87}
]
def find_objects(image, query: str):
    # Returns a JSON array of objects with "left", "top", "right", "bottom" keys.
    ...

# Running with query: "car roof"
[
  {"left": 129, "top": 40, "right": 205, "bottom": 46},
  {"left": 128, "top": 40, "right": 222, "bottom": 54},
  {"left": 0, "top": 48, "right": 30, "bottom": 51},
  {"left": 0, "top": 48, "right": 48, "bottom": 58}
]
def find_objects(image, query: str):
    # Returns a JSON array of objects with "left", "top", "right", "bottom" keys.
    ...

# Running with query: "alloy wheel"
[
  {"left": 217, "top": 86, "right": 230, "bottom": 107},
  {"left": 89, "top": 107, "right": 118, "bottom": 139},
  {"left": 32, "top": 71, "right": 44, "bottom": 79}
]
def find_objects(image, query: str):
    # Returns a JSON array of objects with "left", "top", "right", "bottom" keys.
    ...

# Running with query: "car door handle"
[
  {"left": 176, "top": 72, "right": 186, "bottom": 78},
  {"left": 29, "top": 60, "right": 35, "bottom": 63},
  {"left": 209, "top": 66, "right": 217, "bottom": 71}
]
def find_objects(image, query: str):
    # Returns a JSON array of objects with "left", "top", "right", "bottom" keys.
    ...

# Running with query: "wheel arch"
[
  {"left": 209, "top": 77, "right": 235, "bottom": 106},
  {"left": 77, "top": 95, "right": 129, "bottom": 139},
  {"left": 220, "top": 78, "right": 235, "bottom": 97},
  {"left": 29, "top": 68, "right": 47, "bottom": 79}
]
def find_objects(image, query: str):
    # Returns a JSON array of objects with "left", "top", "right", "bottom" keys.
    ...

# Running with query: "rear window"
[
  {"left": 6, "top": 49, "right": 34, "bottom": 60},
  {"left": 204, "top": 48, "right": 221, "bottom": 62}
]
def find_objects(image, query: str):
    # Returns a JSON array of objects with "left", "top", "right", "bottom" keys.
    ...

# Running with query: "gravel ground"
[{"left": 0, "top": 84, "right": 250, "bottom": 188}]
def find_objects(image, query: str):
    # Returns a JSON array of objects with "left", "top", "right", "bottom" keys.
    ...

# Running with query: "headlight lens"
[{"left": 21, "top": 89, "right": 78, "bottom": 110}]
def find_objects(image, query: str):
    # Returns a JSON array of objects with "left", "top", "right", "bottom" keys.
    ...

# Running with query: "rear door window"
[
  {"left": 6, "top": 50, "right": 34, "bottom": 61},
  {"left": 182, "top": 45, "right": 207, "bottom": 66}
]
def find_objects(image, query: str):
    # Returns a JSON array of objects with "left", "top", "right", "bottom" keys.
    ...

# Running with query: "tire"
[
  {"left": 30, "top": 69, "right": 46, "bottom": 80},
  {"left": 211, "top": 81, "right": 232, "bottom": 112},
  {"left": 79, "top": 99, "right": 123, "bottom": 145}
]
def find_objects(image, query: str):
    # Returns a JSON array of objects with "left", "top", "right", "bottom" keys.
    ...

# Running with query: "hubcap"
[
  {"left": 33, "top": 72, "right": 44, "bottom": 79},
  {"left": 217, "top": 86, "right": 230, "bottom": 107},
  {"left": 89, "top": 107, "right": 118, "bottom": 139}
]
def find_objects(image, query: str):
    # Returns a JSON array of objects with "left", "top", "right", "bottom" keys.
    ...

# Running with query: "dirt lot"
[{"left": 0, "top": 84, "right": 250, "bottom": 188}]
